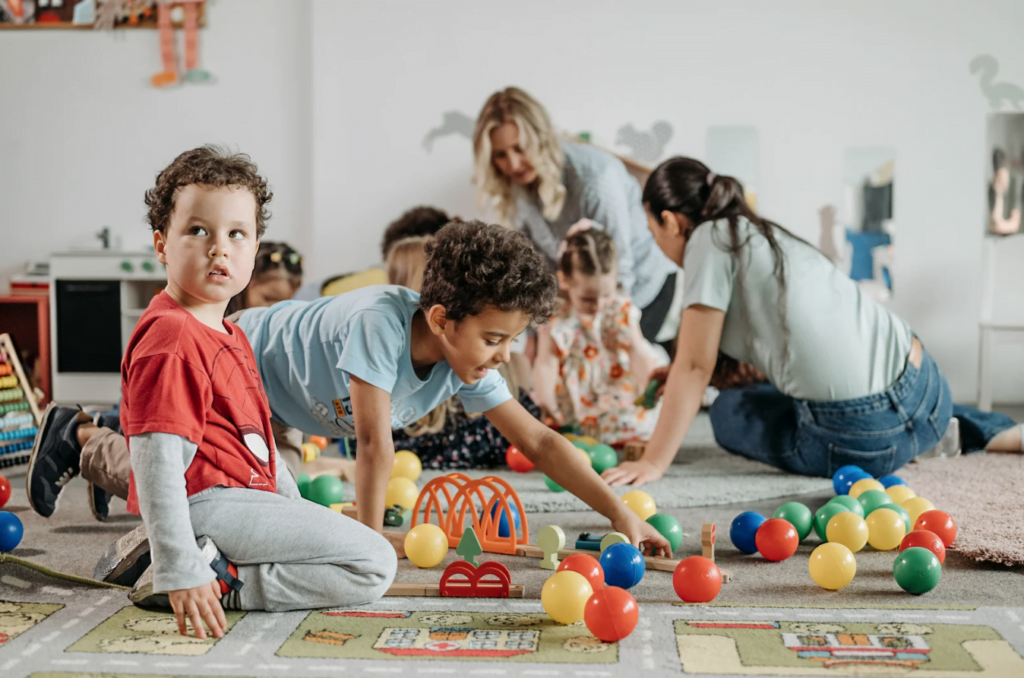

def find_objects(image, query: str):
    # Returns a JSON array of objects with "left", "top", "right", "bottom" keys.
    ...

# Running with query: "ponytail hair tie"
[
  {"left": 557, "top": 218, "right": 594, "bottom": 258},
  {"left": 706, "top": 172, "right": 717, "bottom": 187}
]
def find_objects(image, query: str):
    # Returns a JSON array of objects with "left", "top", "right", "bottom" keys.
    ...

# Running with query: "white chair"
[{"left": 978, "top": 235, "right": 1024, "bottom": 411}]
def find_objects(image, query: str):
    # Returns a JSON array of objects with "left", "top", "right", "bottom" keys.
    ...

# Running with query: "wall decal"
[
  {"left": 614, "top": 121, "right": 672, "bottom": 164},
  {"left": 422, "top": 111, "right": 475, "bottom": 151},
  {"left": 970, "top": 54, "right": 1024, "bottom": 110}
]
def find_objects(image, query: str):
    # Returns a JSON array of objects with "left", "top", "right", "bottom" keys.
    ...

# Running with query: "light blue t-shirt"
[{"left": 236, "top": 286, "right": 513, "bottom": 438}]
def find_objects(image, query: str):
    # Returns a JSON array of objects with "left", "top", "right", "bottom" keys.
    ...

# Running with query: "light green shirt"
[{"left": 682, "top": 218, "right": 912, "bottom": 401}]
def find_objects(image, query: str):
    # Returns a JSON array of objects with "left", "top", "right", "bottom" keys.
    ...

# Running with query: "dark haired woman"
[{"left": 603, "top": 157, "right": 1022, "bottom": 487}]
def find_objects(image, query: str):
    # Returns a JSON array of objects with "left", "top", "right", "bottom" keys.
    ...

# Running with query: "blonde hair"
[{"left": 473, "top": 87, "right": 566, "bottom": 226}]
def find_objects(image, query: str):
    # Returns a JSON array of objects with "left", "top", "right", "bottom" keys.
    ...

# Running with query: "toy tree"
[{"left": 456, "top": 526, "right": 483, "bottom": 567}]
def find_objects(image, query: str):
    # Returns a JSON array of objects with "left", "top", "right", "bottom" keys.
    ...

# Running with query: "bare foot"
[
  {"left": 986, "top": 425, "right": 1022, "bottom": 452},
  {"left": 383, "top": 530, "right": 406, "bottom": 559}
]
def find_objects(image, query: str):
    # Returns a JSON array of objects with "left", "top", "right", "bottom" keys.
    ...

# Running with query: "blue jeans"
[{"left": 708, "top": 348, "right": 1017, "bottom": 478}]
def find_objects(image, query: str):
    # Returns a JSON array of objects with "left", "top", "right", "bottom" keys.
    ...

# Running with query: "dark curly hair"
[
  {"left": 145, "top": 145, "right": 272, "bottom": 236},
  {"left": 381, "top": 206, "right": 450, "bottom": 259},
  {"left": 420, "top": 220, "right": 557, "bottom": 324}
]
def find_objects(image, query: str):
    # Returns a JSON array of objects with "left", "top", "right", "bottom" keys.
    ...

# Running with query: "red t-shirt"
[{"left": 122, "top": 292, "right": 277, "bottom": 514}]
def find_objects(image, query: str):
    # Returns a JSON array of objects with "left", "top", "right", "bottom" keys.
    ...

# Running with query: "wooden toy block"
[
  {"left": 701, "top": 522, "right": 716, "bottom": 561},
  {"left": 517, "top": 542, "right": 733, "bottom": 582},
  {"left": 623, "top": 440, "right": 646, "bottom": 462},
  {"left": 439, "top": 561, "right": 513, "bottom": 598},
  {"left": 536, "top": 525, "right": 565, "bottom": 570},
  {"left": 384, "top": 581, "right": 525, "bottom": 598},
  {"left": 574, "top": 532, "right": 602, "bottom": 551},
  {"left": 599, "top": 532, "right": 629, "bottom": 552},
  {"left": 456, "top": 527, "right": 483, "bottom": 567}
]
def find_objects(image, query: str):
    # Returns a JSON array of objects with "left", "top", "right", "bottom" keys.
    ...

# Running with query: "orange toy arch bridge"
[{"left": 411, "top": 474, "right": 529, "bottom": 555}]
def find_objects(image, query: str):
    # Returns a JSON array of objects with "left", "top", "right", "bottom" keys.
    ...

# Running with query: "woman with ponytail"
[{"left": 603, "top": 157, "right": 1022, "bottom": 486}]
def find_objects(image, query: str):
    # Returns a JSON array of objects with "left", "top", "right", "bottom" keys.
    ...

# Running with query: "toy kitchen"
[{"left": 50, "top": 230, "right": 165, "bottom": 404}]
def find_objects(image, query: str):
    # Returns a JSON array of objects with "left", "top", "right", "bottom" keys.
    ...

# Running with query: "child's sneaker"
[
  {"left": 88, "top": 482, "right": 112, "bottom": 522},
  {"left": 129, "top": 536, "right": 244, "bottom": 610},
  {"left": 26, "top": 403, "right": 90, "bottom": 517},
  {"left": 94, "top": 523, "right": 151, "bottom": 587}
]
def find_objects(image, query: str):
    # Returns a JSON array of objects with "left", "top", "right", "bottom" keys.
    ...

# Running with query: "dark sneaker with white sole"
[
  {"left": 88, "top": 482, "right": 113, "bottom": 522},
  {"left": 94, "top": 523, "right": 152, "bottom": 587},
  {"left": 129, "top": 536, "right": 243, "bottom": 610},
  {"left": 26, "top": 403, "right": 90, "bottom": 518}
]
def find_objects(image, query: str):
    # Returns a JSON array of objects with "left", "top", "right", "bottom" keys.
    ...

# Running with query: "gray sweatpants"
[{"left": 189, "top": 486, "right": 397, "bottom": 612}]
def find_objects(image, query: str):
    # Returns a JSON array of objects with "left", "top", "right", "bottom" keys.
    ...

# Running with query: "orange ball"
[
  {"left": 584, "top": 586, "right": 638, "bottom": 642},
  {"left": 914, "top": 510, "right": 957, "bottom": 548},
  {"left": 755, "top": 518, "right": 799, "bottom": 562},
  {"left": 505, "top": 445, "right": 535, "bottom": 473},
  {"left": 558, "top": 553, "right": 605, "bottom": 591},
  {"left": 308, "top": 435, "right": 329, "bottom": 450},
  {"left": 672, "top": 556, "right": 722, "bottom": 603}
]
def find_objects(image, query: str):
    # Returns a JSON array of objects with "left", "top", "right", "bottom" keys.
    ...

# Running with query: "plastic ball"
[
  {"left": 308, "top": 435, "right": 329, "bottom": 450},
  {"left": 589, "top": 444, "right": 619, "bottom": 474},
  {"left": 902, "top": 497, "right": 936, "bottom": 527},
  {"left": 808, "top": 542, "right": 857, "bottom": 590},
  {"left": 885, "top": 485, "right": 917, "bottom": 506},
  {"left": 301, "top": 442, "right": 320, "bottom": 463},
  {"left": 505, "top": 445, "right": 535, "bottom": 473},
  {"left": 858, "top": 489, "right": 894, "bottom": 516},
  {"left": 773, "top": 502, "right": 814, "bottom": 541},
  {"left": 730, "top": 511, "right": 767, "bottom": 553},
  {"left": 813, "top": 503, "right": 851, "bottom": 542},
  {"left": 914, "top": 510, "right": 957, "bottom": 548},
  {"left": 755, "top": 518, "right": 799, "bottom": 561},
  {"left": 646, "top": 513, "right": 683, "bottom": 553},
  {"left": 392, "top": 450, "right": 422, "bottom": 481},
  {"left": 673, "top": 556, "right": 722, "bottom": 602},
  {"left": 878, "top": 474, "right": 907, "bottom": 488},
  {"left": 296, "top": 472, "right": 311, "bottom": 499},
  {"left": 307, "top": 475, "right": 344, "bottom": 506},
  {"left": 599, "top": 542, "right": 645, "bottom": 589},
  {"left": 865, "top": 508, "right": 906, "bottom": 551},
  {"left": 544, "top": 475, "right": 565, "bottom": 492},
  {"left": 825, "top": 512, "right": 869, "bottom": 553},
  {"left": 584, "top": 586, "right": 638, "bottom": 641},
  {"left": 900, "top": 530, "right": 946, "bottom": 564},
  {"left": 827, "top": 495, "right": 866, "bottom": 519},
  {"left": 621, "top": 490, "right": 657, "bottom": 521},
  {"left": 385, "top": 476, "right": 419, "bottom": 510},
  {"left": 489, "top": 501, "right": 520, "bottom": 538},
  {"left": 0, "top": 474, "right": 11, "bottom": 509},
  {"left": 893, "top": 546, "right": 942, "bottom": 595},
  {"left": 887, "top": 503, "right": 912, "bottom": 535},
  {"left": 849, "top": 478, "right": 885, "bottom": 499},
  {"left": 576, "top": 436, "right": 600, "bottom": 447},
  {"left": 541, "top": 570, "right": 593, "bottom": 625},
  {"left": 558, "top": 553, "right": 605, "bottom": 591},
  {"left": 832, "top": 465, "right": 869, "bottom": 495},
  {"left": 572, "top": 440, "right": 593, "bottom": 455},
  {"left": 404, "top": 523, "right": 448, "bottom": 568},
  {"left": 0, "top": 511, "right": 24, "bottom": 552}
]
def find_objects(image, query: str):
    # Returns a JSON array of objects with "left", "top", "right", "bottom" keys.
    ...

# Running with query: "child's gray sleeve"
[
  {"left": 275, "top": 444, "right": 301, "bottom": 499},
  {"left": 129, "top": 432, "right": 214, "bottom": 594}
]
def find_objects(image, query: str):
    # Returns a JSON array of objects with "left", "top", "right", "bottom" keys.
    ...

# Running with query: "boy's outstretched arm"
[
  {"left": 484, "top": 399, "right": 670, "bottom": 556},
  {"left": 349, "top": 375, "right": 395, "bottom": 533}
]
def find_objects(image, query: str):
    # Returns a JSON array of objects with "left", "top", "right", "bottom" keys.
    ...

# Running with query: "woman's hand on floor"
[
  {"left": 168, "top": 581, "right": 226, "bottom": 639},
  {"left": 602, "top": 459, "right": 664, "bottom": 487}
]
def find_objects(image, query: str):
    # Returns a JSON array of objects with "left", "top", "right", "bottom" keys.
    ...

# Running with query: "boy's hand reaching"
[
  {"left": 612, "top": 511, "right": 671, "bottom": 557},
  {"left": 169, "top": 581, "right": 226, "bottom": 639},
  {"left": 602, "top": 459, "right": 664, "bottom": 487}
]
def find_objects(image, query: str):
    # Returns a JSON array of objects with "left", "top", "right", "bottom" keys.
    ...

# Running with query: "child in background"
[
  {"left": 533, "top": 222, "right": 668, "bottom": 444},
  {"left": 225, "top": 241, "right": 304, "bottom": 314}
]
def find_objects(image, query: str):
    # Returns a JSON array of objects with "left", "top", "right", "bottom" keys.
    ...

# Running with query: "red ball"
[
  {"left": 900, "top": 529, "right": 947, "bottom": 565},
  {"left": 583, "top": 585, "right": 638, "bottom": 642},
  {"left": 754, "top": 517, "right": 799, "bottom": 562},
  {"left": 505, "top": 445, "right": 535, "bottom": 473},
  {"left": 914, "top": 510, "right": 956, "bottom": 548},
  {"left": 0, "top": 474, "right": 9, "bottom": 509},
  {"left": 559, "top": 553, "right": 605, "bottom": 591},
  {"left": 673, "top": 556, "right": 722, "bottom": 603}
]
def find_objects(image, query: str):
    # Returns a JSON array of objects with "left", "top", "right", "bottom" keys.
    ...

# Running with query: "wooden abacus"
[{"left": 0, "top": 333, "right": 42, "bottom": 469}]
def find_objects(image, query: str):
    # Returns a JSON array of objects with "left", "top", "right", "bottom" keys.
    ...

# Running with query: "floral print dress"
[{"left": 546, "top": 295, "right": 668, "bottom": 444}]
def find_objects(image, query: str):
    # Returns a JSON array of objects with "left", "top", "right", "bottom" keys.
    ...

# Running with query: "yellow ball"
[
  {"left": 301, "top": 442, "right": 320, "bottom": 463},
  {"left": 576, "top": 436, "right": 600, "bottom": 447},
  {"left": 885, "top": 485, "right": 916, "bottom": 505},
  {"left": 385, "top": 476, "right": 419, "bottom": 510},
  {"left": 902, "top": 496, "right": 936, "bottom": 527},
  {"left": 392, "top": 450, "right": 422, "bottom": 482},
  {"left": 848, "top": 478, "right": 885, "bottom": 499},
  {"left": 404, "top": 524, "right": 448, "bottom": 568},
  {"left": 825, "top": 511, "right": 869, "bottom": 553},
  {"left": 865, "top": 508, "right": 906, "bottom": 551},
  {"left": 541, "top": 570, "right": 593, "bottom": 624},
  {"left": 622, "top": 490, "right": 657, "bottom": 521},
  {"left": 808, "top": 542, "right": 856, "bottom": 590},
  {"left": 563, "top": 433, "right": 579, "bottom": 442}
]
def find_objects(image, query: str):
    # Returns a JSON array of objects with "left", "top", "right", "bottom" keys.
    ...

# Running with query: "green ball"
[
  {"left": 883, "top": 502, "right": 912, "bottom": 534},
  {"left": 589, "top": 444, "right": 619, "bottom": 474},
  {"left": 773, "top": 502, "right": 813, "bottom": 541},
  {"left": 544, "top": 475, "right": 566, "bottom": 492},
  {"left": 296, "top": 473, "right": 311, "bottom": 499},
  {"left": 646, "top": 513, "right": 683, "bottom": 553},
  {"left": 572, "top": 440, "right": 593, "bottom": 453},
  {"left": 307, "top": 475, "right": 344, "bottom": 506},
  {"left": 814, "top": 503, "right": 851, "bottom": 542},
  {"left": 893, "top": 546, "right": 942, "bottom": 594},
  {"left": 827, "top": 495, "right": 866, "bottom": 519},
  {"left": 858, "top": 489, "right": 893, "bottom": 516}
]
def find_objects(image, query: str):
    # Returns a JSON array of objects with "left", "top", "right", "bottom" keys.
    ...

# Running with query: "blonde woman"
[{"left": 473, "top": 87, "right": 680, "bottom": 345}]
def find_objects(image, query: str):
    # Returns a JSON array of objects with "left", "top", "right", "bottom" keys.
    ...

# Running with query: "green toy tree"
[{"left": 456, "top": 526, "right": 483, "bottom": 567}]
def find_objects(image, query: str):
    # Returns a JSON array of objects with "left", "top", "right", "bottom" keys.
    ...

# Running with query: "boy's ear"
[
  {"left": 424, "top": 304, "right": 448, "bottom": 334},
  {"left": 153, "top": 230, "right": 168, "bottom": 264}
]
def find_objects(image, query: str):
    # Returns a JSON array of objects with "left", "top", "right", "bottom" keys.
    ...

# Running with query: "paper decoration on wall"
[
  {"left": 970, "top": 55, "right": 1024, "bottom": 110},
  {"left": 0, "top": 0, "right": 204, "bottom": 29},
  {"left": 615, "top": 121, "right": 673, "bottom": 164},
  {"left": 422, "top": 111, "right": 475, "bottom": 151}
]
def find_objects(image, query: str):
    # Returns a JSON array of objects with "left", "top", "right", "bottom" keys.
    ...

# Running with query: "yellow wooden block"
[{"left": 329, "top": 502, "right": 355, "bottom": 513}]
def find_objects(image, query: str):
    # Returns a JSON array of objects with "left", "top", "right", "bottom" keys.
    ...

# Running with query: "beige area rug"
[{"left": 900, "top": 453, "right": 1024, "bottom": 566}]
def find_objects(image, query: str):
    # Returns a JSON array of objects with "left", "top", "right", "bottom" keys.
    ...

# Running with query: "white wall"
[
  {"left": 310, "top": 0, "right": 1024, "bottom": 403},
  {"left": 0, "top": 0, "right": 313, "bottom": 281}
]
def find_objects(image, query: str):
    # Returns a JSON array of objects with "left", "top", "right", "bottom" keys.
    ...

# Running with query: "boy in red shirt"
[{"left": 120, "top": 147, "right": 395, "bottom": 639}]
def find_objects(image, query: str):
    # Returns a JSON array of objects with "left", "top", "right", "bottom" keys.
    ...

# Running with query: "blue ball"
[
  {"left": 599, "top": 542, "right": 645, "bottom": 589},
  {"left": 490, "top": 502, "right": 520, "bottom": 538},
  {"left": 832, "top": 465, "right": 870, "bottom": 495},
  {"left": 0, "top": 511, "right": 23, "bottom": 552},
  {"left": 878, "top": 474, "right": 907, "bottom": 488},
  {"left": 729, "top": 511, "right": 767, "bottom": 554}
]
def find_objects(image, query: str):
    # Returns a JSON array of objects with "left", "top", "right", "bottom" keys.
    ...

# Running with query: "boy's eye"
[
  {"left": 189, "top": 226, "right": 208, "bottom": 236},
  {"left": 230, "top": 229, "right": 246, "bottom": 240},
  {"left": 485, "top": 340, "right": 500, "bottom": 347}
]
